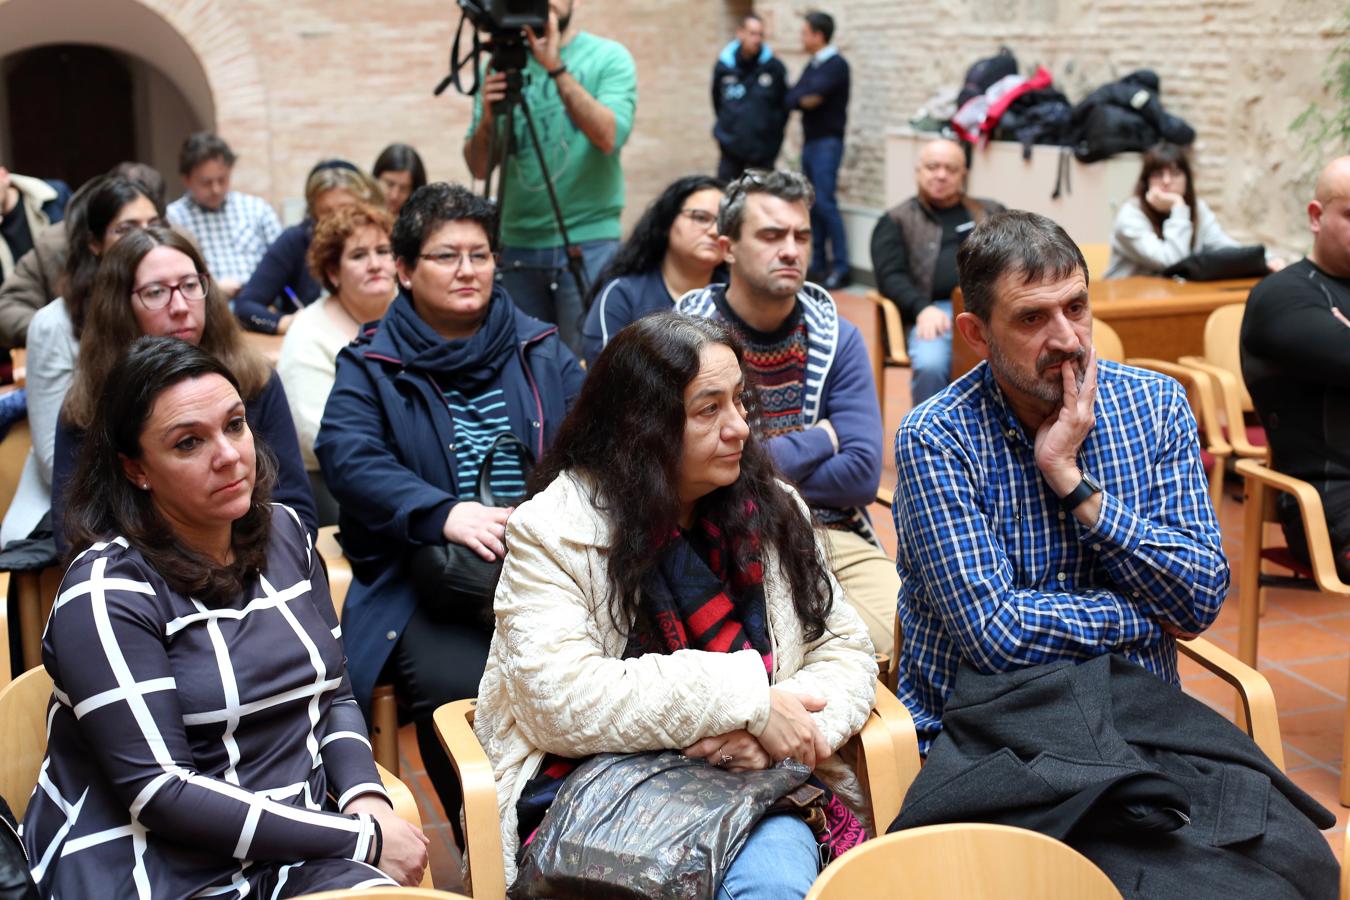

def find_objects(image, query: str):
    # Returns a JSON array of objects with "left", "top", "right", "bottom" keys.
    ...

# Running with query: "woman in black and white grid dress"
[{"left": 22, "top": 336, "right": 428, "bottom": 898}]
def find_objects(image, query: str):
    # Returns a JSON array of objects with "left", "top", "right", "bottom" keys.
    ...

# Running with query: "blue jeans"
[
  {"left": 498, "top": 239, "right": 619, "bottom": 355},
  {"left": 800, "top": 136, "right": 849, "bottom": 278},
  {"left": 718, "top": 814, "right": 819, "bottom": 900},
  {"left": 907, "top": 300, "right": 953, "bottom": 406}
]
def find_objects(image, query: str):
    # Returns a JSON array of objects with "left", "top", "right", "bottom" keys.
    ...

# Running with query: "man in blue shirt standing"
[
  {"left": 786, "top": 11, "right": 850, "bottom": 290},
  {"left": 892, "top": 210, "right": 1228, "bottom": 753}
]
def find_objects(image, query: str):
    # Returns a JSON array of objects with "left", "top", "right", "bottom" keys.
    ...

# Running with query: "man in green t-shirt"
[{"left": 465, "top": 0, "right": 638, "bottom": 354}]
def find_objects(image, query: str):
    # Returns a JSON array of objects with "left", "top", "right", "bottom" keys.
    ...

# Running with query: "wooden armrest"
[
  {"left": 1235, "top": 460, "right": 1350, "bottom": 594},
  {"left": 856, "top": 680, "right": 921, "bottom": 834},
  {"left": 1176, "top": 357, "right": 1266, "bottom": 459},
  {"left": 875, "top": 486, "right": 894, "bottom": 508},
  {"left": 1178, "top": 636, "right": 1284, "bottom": 770},
  {"left": 316, "top": 526, "right": 353, "bottom": 615},
  {"left": 433, "top": 699, "right": 505, "bottom": 900},
  {"left": 375, "top": 762, "right": 435, "bottom": 888},
  {"left": 864, "top": 290, "right": 911, "bottom": 367}
]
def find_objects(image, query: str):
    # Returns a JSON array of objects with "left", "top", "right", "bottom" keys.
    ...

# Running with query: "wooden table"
[
  {"left": 951, "top": 276, "right": 1259, "bottom": 378},
  {"left": 244, "top": 331, "right": 285, "bottom": 365}
]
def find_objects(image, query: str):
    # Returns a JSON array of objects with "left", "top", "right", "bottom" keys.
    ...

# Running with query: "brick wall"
[{"left": 7, "top": 0, "right": 1338, "bottom": 255}]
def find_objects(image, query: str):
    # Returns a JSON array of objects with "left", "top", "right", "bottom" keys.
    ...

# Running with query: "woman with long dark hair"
[
  {"left": 0, "top": 174, "right": 163, "bottom": 547},
  {"left": 53, "top": 226, "right": 317, "bottom": 545},
  {"left": 579, "top": 174, "right": 725, "bottom": 364},
  {"left": 25, "top": 337, "right": 427, "bottom": 896},
  {"left": 372, "top": 143, "right": 428, "bottom": 216},
  {"left": 475, "top": 312, "right": 876, "bottom": 896},
  {"left": 1105, "top": 142, "right": 1283, "bottom": 278}
]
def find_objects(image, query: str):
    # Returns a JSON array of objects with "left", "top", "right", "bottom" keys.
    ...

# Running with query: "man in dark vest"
[
  {"left": 871, "top": 138, "right": 1005, "bottom": 405},
  {"left": 711, "top": 13, "right": 789, "bottom": 181}
]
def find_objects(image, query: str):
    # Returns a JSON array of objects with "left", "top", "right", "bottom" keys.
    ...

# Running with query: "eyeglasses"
[
  {"left": 680, "top": 209, "right": 719, "bottom": 229},
  {"left": 131, "top": 274, "right": 210, "bottom": 310},
  {"left": 419, "top": 250, "right": 496, "bottom": 271},
  {"left": 109, "top": 218, "right": 166, "bottom": 240}
]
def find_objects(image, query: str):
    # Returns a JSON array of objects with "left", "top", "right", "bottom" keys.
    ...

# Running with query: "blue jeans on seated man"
[
  {"left": 718, "top": 814, "right": 819, "bottom": 900},
  {"left": 800, "top": 136, "right": 849, "bottom": 279},
  {"left": 907, "top": 300, "right": 953, "bottom": 407},
  {"left": 498, "top": 238, "right": 619, "bottom": 355}
]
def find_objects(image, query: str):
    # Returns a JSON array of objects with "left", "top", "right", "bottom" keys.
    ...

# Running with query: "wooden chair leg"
[
  {"left": 371, "top": 683, "right": 400, "bottom": 777},
  {"left": 1238, "top": 476, "right": 1266, "bottom": 667},
  {"left": 1342, "top": 669, "right": 1350, "bottom": 808}
]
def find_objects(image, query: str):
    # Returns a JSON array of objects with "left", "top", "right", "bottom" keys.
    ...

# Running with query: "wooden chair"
[
  {"left": 804, "top": 822, "right": 1121, "bottom": 900},
  {"left": 0, "top": 666, "right": 434, "bottom": 888},
  {"left": 297, "top": 890, "right": 468, "bottom": 899},
  {"left": 1079, "top": 243, "right": 1111, "bottom": 284},
  {"left": 1093, "top": 319, "right": 1124, "bottom": 363},
  {"left": 1126, "top": 358, "right": 1231, "bottom": 511},
  {"left": 1233, "top": 458, "right": 1350, "bottom": 799},
  {"left": 317, "top": 526, "right": 401, "bottom": 776},
  {"left": 1178, "top": 303, "right": 1268, "bottom": 461},
  {"left": 433, "top": 680, "right": 922, "bottom": 900}
]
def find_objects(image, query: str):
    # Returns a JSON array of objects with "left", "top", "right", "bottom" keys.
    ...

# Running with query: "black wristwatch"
[{"left": 1058, "top": 470, "right": 1102, "bottom": 512}]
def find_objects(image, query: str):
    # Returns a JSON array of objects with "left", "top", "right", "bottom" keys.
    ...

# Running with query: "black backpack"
[
  {"left": 957, "top": 47, "right": 1019, "bottom": 107},
  {"left": 1070, "top": 69, "right": 1195, "bottom": 162}
]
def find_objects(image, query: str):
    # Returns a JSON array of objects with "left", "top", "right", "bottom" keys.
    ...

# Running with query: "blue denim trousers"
[
  {"left": 906, "top": 300, "right": 954, "bottom": 406},
  {"left": 717, "top": 814, "right": 820, "bottom": 900},
  {"left": 498, "top": 239, "right": 619, "bottom": 355},
  {"left": 800, "top": 136, "right": 849, "bottom": 277}
]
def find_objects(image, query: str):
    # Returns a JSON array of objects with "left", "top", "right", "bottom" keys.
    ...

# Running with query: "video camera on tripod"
[{"left": 435, "top": 0, "right": 591, "bottom": 304}]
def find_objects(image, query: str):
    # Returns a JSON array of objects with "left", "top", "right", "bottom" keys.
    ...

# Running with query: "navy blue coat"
[
  {"left": 235, "top": 222, "right": 323, "bottom": 334},
  {"left": 314, "top": 290, "right": 584, "bottom": 714}
]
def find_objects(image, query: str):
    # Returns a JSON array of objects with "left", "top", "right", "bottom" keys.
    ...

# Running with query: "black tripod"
[{"left": 480, "top": 46, "right": 589, "bottom": 306}]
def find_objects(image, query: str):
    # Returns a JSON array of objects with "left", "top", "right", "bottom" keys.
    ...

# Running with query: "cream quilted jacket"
[{"left": 474, "top": 470, "right": 879, "bottom": 886}]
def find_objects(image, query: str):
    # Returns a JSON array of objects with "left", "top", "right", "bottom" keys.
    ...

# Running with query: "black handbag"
[
  {"left": 1162, "top": 245, "right": 1267, "bottom": 281},
  {"left": 408, "top": 432, "right": 534, "bottom": 627}
]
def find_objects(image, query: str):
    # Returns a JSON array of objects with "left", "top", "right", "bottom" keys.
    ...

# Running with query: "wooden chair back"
[
  {"left": 0, "top": 665, "right": 53, "bottom": 819},
  {"left": 1079, "top": 243, "right": 1110, "bottom": 282},
  {"left": 295, "top": 890, "right": 468, "bottom": 899},
  {"left": 805, "top": 823, "right": 1122, "bottom": 900},
  {"left": 317, "top": 526, "right": 352, "bottom": 618},
  {"left": 1093, "top": 320, "right": 1124, "bottom": 363},
  {"left": 1201, "top": 303, "right": 1252, "bottom": 412}
]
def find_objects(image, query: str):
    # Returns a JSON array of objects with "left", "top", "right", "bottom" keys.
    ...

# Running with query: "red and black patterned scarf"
[{"left": 515, "top": 511, "right": 864, "bottom": 859}]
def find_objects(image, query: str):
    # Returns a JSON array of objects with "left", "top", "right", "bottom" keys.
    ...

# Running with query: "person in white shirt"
[
  {"left": 277, "top": 203, "right": 396, "bottom": 525},
  {"left": 1106, "top": 142, "right": 1284, "bottom": 279}
]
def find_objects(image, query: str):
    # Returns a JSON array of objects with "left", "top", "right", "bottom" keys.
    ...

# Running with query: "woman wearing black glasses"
[
  {"left": 52, "top": 225, "right": 317, "bottom": 549},
  {"left": 580, "top": 174, "right": 726, "bottom": 365},
  {"left": 314, "top": 182, "right": 583, "bottom": 837}
]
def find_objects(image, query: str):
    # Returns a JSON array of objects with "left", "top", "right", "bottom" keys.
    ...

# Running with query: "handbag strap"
[{"left": 477, "top": 432, "right": 536, "bottom": 507}]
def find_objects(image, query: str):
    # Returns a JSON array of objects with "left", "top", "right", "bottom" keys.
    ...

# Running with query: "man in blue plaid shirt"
[{"left": 892, "top": 210, "right": 1229, "bottom": 753}]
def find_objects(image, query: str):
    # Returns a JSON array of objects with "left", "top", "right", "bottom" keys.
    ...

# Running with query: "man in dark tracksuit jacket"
[
  {"left": 785, "top": 10, "right": 850, "bottom": 289},
  {"left": 712, "top": 14, "right": 788, "bottom": 181}
]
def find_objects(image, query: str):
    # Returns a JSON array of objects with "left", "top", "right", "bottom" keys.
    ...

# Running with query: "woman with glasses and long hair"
[
  {"left": 580, "top": 174, "right": 725, "bottom": 365},
  {"left": 52, "top": 226, "right": 317, "bottom": 548},
  {"left": 314, "top": 182, "right": 583, "bottom": 835},
  {"left": 1105, "top": 142, "right": 1284, "bottom": 278},
  {"left": 1, "top": 174, "right": 164, "bottom": 548}
]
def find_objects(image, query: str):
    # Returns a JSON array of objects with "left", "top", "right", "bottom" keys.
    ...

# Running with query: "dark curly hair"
[
  {"left": 391, "top": 182, "right": 499, "bottom": 267},
  {"left": 64, "top": 336, "right": 278, "bottom": 606},
  {"left": 530, "top": 312, "right": 835, "bottom": 640},
  {"left": 584, "top": 174, "right": 724, "bottom": 309}
]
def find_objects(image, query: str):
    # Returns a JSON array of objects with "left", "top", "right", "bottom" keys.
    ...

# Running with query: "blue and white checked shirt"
[
  {"left": 166, "top": 191, "right": 281, "bottom": 286},
  {"left": 892, "top": 360, "right": 1229, "bottom": 753}
]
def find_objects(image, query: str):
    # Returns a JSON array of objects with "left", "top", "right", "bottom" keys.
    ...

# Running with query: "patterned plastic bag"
[{"left": 510, "top": 751, "right": 812, "bottom": 900}]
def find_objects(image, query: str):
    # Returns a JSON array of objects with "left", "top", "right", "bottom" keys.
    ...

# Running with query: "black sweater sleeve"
[{"left": 870, "top": 214, "right": 932, "bottom": 327}]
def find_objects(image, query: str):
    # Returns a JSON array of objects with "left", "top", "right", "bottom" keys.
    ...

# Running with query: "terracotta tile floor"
[{"left": 395, "top": 293, "right": 1349, "bottom": 889}]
